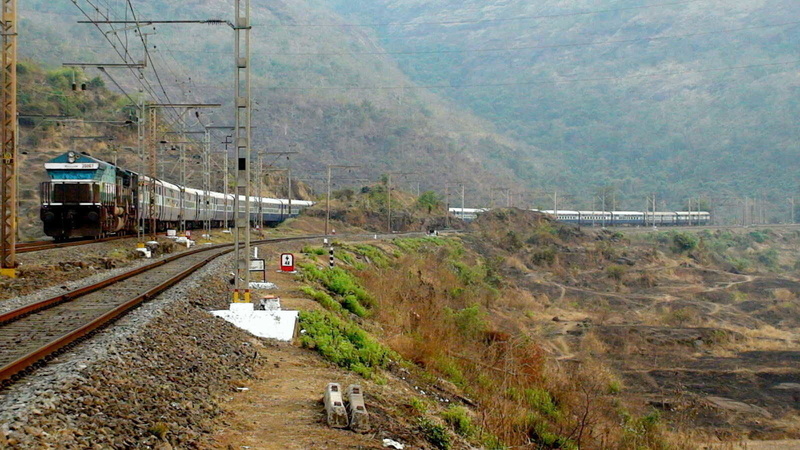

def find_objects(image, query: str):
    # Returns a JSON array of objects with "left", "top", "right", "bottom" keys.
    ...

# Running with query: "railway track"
[
  {"left": 0, "top": 235, "right": 319, "bottom": 384},
  {"left": 15, "top": 235, "right": 136, "bottom": 254}
]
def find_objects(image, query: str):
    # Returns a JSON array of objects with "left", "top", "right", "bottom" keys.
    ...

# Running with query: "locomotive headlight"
[{"left": 67, "top": 151, "right": 77, "bottom": 163}]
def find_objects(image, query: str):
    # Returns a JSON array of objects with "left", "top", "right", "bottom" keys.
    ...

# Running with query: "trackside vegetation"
[{"left": 295, "top": 232, "right": 676, "bottom": 448}]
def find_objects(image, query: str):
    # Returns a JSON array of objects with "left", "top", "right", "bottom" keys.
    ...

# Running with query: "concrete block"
[
  {"left": 346, "top": 384, "right": 370, "bottom": 433},
  {"left": 324, "top": 383, "right": 349, "bottom": 428}
]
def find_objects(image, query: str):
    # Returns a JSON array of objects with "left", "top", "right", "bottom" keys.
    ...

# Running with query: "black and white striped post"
[{"left": 329, "top": 244, "right": 335, "bottom": 269}]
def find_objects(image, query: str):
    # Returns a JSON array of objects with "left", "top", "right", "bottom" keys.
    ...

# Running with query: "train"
[
  {"left": 450, "top": 208, "right": 711, "bottom": 226},
  {"left": 40, "top": 151, "right": 313, "bottom": 240}
]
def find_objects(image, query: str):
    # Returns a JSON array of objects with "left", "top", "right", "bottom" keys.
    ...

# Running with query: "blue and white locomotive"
[{"left": 40, "top": 151, "right": 312, "bottom": 240}]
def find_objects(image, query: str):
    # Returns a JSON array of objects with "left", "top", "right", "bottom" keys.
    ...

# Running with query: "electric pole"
[
  {"left": 387, "top": 172, "right": 414, "bottom": 233},
  {"left": 553, "top": 190, "right": 558, "bottom": 218},
  {"left": 233, "top": 0, "right": 252, "bottom": 303},
  {"left": 256, "top": 150, "right": 298, "bottom": 229},
  {"left": 203, "top": 128, "right": 211, "bottom": 237},
  {"left": 325, "top": 165, "right": 359, "bottom": 236},
  {"left": 0, "top": 0, "right": 16, "bottom": 278}
]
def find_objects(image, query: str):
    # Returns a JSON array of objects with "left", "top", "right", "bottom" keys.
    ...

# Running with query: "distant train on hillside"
[
  {"left": 40, "top": 151, "right": 312, "bottom": 240},
  {"left": 450, "top": 207, "right": 711, "bottom": 226}
]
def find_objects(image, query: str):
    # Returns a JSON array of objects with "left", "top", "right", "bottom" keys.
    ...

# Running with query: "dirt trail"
[
  {"left": 210, "top": 237, "right": 419, "bottom": 450},
  {"left": 212, "top": 343, "right": 382, "bottom": 450}
]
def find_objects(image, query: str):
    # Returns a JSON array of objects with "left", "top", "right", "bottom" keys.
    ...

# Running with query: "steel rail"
[
  {"left": 14, "top": 235, "right": 145, "bottom": 254},
  {"left": 0, "top": 235, "right": 322, "bottom": 384}
]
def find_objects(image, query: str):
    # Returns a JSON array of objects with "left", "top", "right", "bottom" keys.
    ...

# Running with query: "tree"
[{"left": 417, "top": 191, "right": 442, "bottom": 214}]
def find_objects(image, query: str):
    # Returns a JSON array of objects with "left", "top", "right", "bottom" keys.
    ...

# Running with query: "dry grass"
[{"left": 352, "top": 239, "right": 677, "bottom": 448}]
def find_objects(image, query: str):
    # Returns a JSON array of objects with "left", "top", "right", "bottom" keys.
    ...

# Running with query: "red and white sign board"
[
  {"left": 281, "top": 253, "right": 294, "bottom": 272},
  {"left": 280, "top": 253, "right": 295, "bottom": 272}
]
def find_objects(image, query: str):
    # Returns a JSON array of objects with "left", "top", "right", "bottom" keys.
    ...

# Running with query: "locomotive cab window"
[{"left": 51, "top": 183, "right": 100, "bottom": 204}]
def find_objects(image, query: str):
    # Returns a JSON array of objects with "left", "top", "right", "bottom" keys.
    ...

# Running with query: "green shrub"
[
  {"left": 441, "top": 406, "right": 474, "bottom": 438},
  {"left": 437, "top": 358, "right": 467, "bottom": 388},
  {"left": 300, "top": 286, "right": 341, "bottom": 312},
  {"left": 531, "top": 247, "right": 557, "bottom": 266},
  {"left": 301, "top": 245, "right": 326, "bottom": 255},
  {"left": 620, "top": 410, "right": 665, "bottom": 449},
  {"left": 446, "top": 305, "right": 487, "bottom": 338},
  {"left": 748, "top": 230, "right": 769, "bottom": 243},
  {"left": 298, "top": 310, "right": 393, "bottom": 378},
  {"left": 409, "top": 397, "right": 429, "bottom": 414},
  {"left": 299, "top": 264, "right": 374, "bottom": 308},
  {"left": 673, "top": 232, "right": 699, "bottom": 252},
  {"left": 524, "top": 388, "right": 560, "bottom": 419},
  {"left": 342, "top": 294, "right": 368, "bottom": 317},
  {"left": 451, "top": 261, "right": 482, "bottom": 285},
  {"left": 337, "top": 251, "right": 355, "bottom": 265},
  {"left": 418, "top": 417, "right": 451, "bottom": 450},
  {"left": 323, "top": 267, "right": 373, "bottom": 307},
  {"left": 758, "top": 249, "right": 779, "bottom": 268},
  {"left": 352, "top": 244, "right": 390, "bottom": 267},
  {"left": 394, "top": 236, "right": 449, "bottom": 252}
]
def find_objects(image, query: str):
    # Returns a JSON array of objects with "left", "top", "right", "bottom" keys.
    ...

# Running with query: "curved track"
[{"left": 0, "top": 236, "right": 318, "bottom": 384}]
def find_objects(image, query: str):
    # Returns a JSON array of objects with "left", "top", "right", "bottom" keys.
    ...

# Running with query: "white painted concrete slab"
[{"left": 212, "top": 303, "right": 298, "bottom": 341}]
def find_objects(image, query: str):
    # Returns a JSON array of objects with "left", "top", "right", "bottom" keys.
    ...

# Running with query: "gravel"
[{"left": 0, "top": 251, "right": 259, "bottom": 448}]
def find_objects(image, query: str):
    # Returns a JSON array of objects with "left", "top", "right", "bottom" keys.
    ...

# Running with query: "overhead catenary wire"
[
  {"left": 71, "top": 0, "right": 161, "bottom": 104},
  {"left": 125, "top": 0, "right": 181, "bottom": 122}
]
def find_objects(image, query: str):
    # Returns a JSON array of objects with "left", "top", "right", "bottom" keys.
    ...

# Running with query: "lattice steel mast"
[{"left": 0, "top": 0, "right": 17, "bottom": 278}]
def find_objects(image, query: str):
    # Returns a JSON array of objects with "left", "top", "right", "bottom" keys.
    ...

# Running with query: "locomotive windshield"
[{"left": 43, "top": 182, "right": 100, "bottom": 204}]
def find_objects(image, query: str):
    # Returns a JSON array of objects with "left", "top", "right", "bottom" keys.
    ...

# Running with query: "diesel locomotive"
[{"left": 40, "top": 151, "right": 312, "bottom": 240}]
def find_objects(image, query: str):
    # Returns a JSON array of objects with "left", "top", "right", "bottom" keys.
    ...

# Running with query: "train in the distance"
[
  {"left": 450, "top": 208, "right": 711, "bottom": 226},
  {"left": 40, "top": 151, "right": 312, "bottom": 240}
]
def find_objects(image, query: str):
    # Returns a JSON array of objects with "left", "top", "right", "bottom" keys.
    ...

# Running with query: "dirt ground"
[{"left": 210, "top": 238, "right": 433, "bottom": 450}]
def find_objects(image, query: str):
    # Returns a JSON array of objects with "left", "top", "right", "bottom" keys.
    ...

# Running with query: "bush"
[
  {"left": 299, "top": 264, "right": 374, "bottom": 308},
  {"left": 524, "top": 388, "right": 560, "bottom": 419},
  {"left": 323, "top": 267, "right": 373, "bottom": 307},
  {"left": 531, "top": 247, "right": 557, "bottom": 266},
  {"left": 673, "top": 232, "right": 699, "bottom": 252},
  {"left": 451, "top": 261, "right": 482, "bottom": 285},
  {"left": 409, "top": 397, "right": 428, "bottom": 414},
  {"left": 446, "top": 305, "right": 487, "bottom": 338},
  {"left": 301, "top": 245, "right": 326, "bottom": 255},
  {"left": 441, "top": 406, "right": 474, "bottom": 438},
  {"left": 298, "top": 310, "right": 393, "bottom": 378},
  {"left": 352, "top": 244, "right": 390, "bottom": 268},
  {"left": 418, "top": 417, "right": 451, "bottom": 450},
  {"left": 300, "top": 286, "right": 341, "bottom": 312},
  {"left": 748, "top": 230, "right": 769, "bottom": 243},
  {"left": 342, "top": 294, "right": 368, "bottom": 317},
  {"left": 758, "top": 249, "right": 779, "bottom": 268}
]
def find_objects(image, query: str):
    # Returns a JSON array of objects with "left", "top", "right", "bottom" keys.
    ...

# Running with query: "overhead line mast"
[
  {"left": 233, "top": 0, "right": 252, "bottom": 304},
  {"left": 0, "top": 0, "right": 17, "bottom": 278}
]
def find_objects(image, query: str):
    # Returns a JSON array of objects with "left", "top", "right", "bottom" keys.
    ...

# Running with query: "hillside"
[
  {"left": 17, "top": 0, "right": 550, "bottom": 205},
  {"left": 14, "top": 61, "right": 137, "bottom": 239},
  {"left": 322, "top": 0, "right": 800, "bottom": 217}
]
